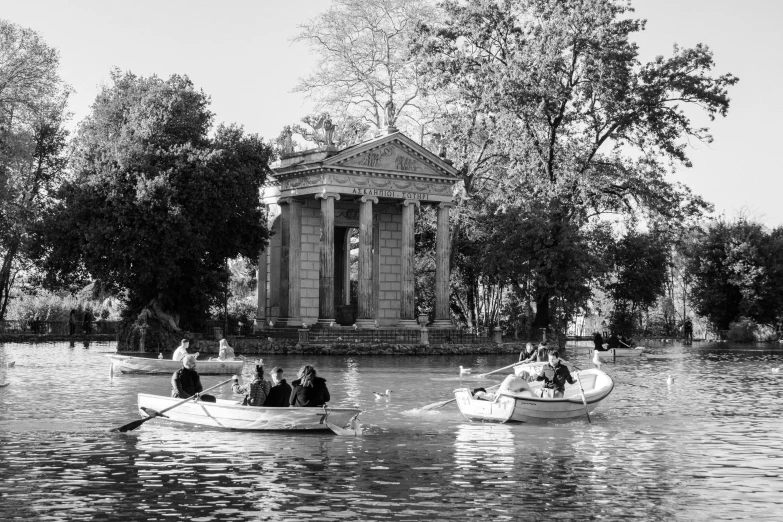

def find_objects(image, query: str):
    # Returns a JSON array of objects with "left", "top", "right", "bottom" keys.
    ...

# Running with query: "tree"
[
  {"left": 684, "top": 217, "right": 782, "bottom": 331},
  {"left": 0, "top": 19, "right": 70, "bottom": 319},
  {"left": 294, "top": 0, "right": 438, "bottom": 138},
  {"left": 416, "top": 0, "right": 736, "bottom": 332},
  {"left": 34, "top": 71, "right": 274, "bottom": 334}
]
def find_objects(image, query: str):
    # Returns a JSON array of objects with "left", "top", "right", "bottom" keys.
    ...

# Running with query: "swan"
[
  {"left": 667, "top": 374, "right": 674, "bottom": 386},
  {"left": 373, "top": 390, "right": 392, "bottom": 399},
  {"left": 592, "top": 350, "right": 602, "bottom": 370},
  {"left": 459, "top": 365, "right": 472, "bottom": 375}
]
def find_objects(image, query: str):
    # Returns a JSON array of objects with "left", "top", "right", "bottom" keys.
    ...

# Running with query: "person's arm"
[
  {"left": 195, "top": 374, "right": 203, "bottom": 394},
  {"left": 289, "top": 385, "right": 297, "bottom": 406},
  {"left": 322, "top": 383, "right": 330, "bottom": 404},
  {"left": 563, "top": 366, "right": 576, "bottom": 385},
  {"left": 172, "top": 370, "right": 188, "bottom": 398}
]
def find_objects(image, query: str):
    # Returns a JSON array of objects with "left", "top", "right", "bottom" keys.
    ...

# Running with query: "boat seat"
[{"left": 563, "top": 373, "right": 597, "bottom": 398}]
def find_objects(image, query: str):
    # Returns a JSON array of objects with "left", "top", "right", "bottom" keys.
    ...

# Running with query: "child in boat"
[
  {"left": 232, "top": 364, "right": 272, "bottom": 406},
  {"left": 535, "top": 348, "right": 575, "bottom": 398}
]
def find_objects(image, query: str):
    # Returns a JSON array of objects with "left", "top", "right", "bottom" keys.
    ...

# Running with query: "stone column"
[
  {"left": 356, "top": 195, "right": 378, "bottom": 328},
  {"left": 343, "top": 230, "right": 352, "bottom": 305},
  {"left": 287, "top": 198, "right": 303, "bottom": 327},
  {"left": 316, "top": 192, "right": 340, "bottom": 325},
  {"left": 398, "top": 199, "right": 419, "bottom": 328},
  {"left": 276, "top": 199, "right": 290, "bottom": 326},
  {"left": 254, "top": 248, "right": 268, "bottom": 331},
  {"left": 432, "top": 202, "right": 453, "bottom": 328}
]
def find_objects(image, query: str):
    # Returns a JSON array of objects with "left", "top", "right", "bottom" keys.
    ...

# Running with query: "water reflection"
[{"left": 0, "top": 341, "right": 782, "bottom": 520}]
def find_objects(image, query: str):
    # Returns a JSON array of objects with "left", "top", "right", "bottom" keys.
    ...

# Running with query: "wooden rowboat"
[
  {"left": 455, "top": 368, "right": 613, "bottom": 423},
  {"left": 138, "top": 393, "right": 362, "bottom": 431},
  {"left": 597, "top": 347, "right": 645, "bottom": 357},
  {"left": 108, "top": 354, "right": 243, "bottom": 375}
]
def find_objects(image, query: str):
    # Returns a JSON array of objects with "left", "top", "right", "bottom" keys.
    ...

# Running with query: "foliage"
[
  {"left": 414, "top": 0, "right": 736, "bottom": 332},
  {"left": 6, "top": 287, "right": 122, "bottom": 323},
  {"left": 294, "top": 0, "right": 438, "bottom": 136},
  {"left": 726, "top": 317, "right": 778, "bottom": 343},
  {"left": 684, "top": 217, "right": 783, "bottom": 330},
  {"left": 0, "top": 19, "right": 70, "bottom": 319},
  {"left": 33, "top": 71, "right": 274, "bottom": 328}
]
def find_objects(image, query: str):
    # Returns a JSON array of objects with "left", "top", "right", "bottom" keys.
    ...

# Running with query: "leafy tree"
[
  {"left": 34, "top": 71, "right": 274, "bottom": 331},
  {"left": 606, "top": 230, "right": 669, "bottom": 332},
  {"left": 416, "top": 0, "right": 736, "bottom": 332},
  {"left": 684, "top": 217, "right": 783, "bottom": 330},
  {"left": 0, "top": 19, "right": 70, "bottom": 319}
]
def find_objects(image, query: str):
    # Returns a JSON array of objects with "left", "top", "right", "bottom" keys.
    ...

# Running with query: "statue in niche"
[
  {"left": 322, "top": 114, "right": 335, "bottom": 147},
  {"left": 384, "top": 99, "right": 396, "bottom": 128}
]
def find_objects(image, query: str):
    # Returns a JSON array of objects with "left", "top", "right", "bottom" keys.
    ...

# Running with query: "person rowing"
[
  {"left": 534, "top": 348, "right": 575, "bottom": 398},
  {"left": 171, "top": 355, "right": 215, "bottom": 402}
]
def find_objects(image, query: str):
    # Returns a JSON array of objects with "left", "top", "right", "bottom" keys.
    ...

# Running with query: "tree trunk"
[
  {"left": 0, "top": 237, "right": 21, "bottom": 321},
  {"left": 532, "top": 292, "right": 550, "bottom": 332}
]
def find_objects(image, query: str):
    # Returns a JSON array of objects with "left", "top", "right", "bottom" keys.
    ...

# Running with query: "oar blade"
[
  {"left": 420, "top": 398, "right": 455, "bottom": 411},
  {"left": 112, "top": 417, "right": 149, "bottom": 433}
]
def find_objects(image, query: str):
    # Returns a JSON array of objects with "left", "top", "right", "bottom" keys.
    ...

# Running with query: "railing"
[
  {"left": 429, "top": 329, "right": 493, "bottom": 345},
  {"left": 304, "top": 327, "right": 422, "bottom": 344},
  {"left": 0, "top": 320, "right": 121, "bottom": 335}
]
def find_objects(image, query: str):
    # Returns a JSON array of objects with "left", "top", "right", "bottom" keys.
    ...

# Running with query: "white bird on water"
[
  {"left": 459, "top": 365, "right": 472, "bottom": 375},
  {"left": 373, "top": 390, "right": 392, "bottom": 399},
  {"left": 592, "top": 350, "right": 602, "bottom": 370},
  {"left": 772, "top": 368, "right": 781, "bottom": 373},
  {"left": 667, "top": 374, "right": 674, "bottom": 386}
]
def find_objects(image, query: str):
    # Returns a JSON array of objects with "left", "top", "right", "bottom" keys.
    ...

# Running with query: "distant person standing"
[
  {"left": 69, "top": 309, "right": 77, "bottom": 336},
  {"left": 82, "top": 309, "right": 93, "bottom": 335},
  {"left": 683, "top": 318, "right": 693, "bottom": 343}
]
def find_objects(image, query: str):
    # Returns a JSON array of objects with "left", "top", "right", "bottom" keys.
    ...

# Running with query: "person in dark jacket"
[
  {"left": 535, "top": 348, "right": 576, "bottom": 398},
  {"left": 606, "top": 332, "right": 620, "bottom": 349},
  {"left": 263, "top": 367, "right": 293, "bottom": 407},
  {"left": 593, "top": 331, "right": 606, "bottom": 351},
  {"left": 171, "top": 355, "right": 216, "bottom": 402},
  {"left": 289, "top": 365, "right": 330, "bottom": 407}
]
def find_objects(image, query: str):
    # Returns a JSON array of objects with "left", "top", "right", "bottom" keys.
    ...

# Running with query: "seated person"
[
  {"left": 232, "top": 364, "right": 272, "bottom": 406},
  {"left": 606, "top": 332, "right": 621, "bottom": 349},
  {"left": 535, "top": 348, "right": 575, "bottom": 398},
  {"left": 263, "top": 367, "right": 293, "bottom": 407},
  {"left": 619, "top": 334, "right": 634, "bottom": 348},
  {"left": 172, "top": 339, "right": 191, "bottom": 361},
  {"left": 216, "top": 338, "right": 236, "bottom": 361},
  {"left": 593, "top": 331, "right": 608, "bottom": 351},
  {"left": 171, "top": 355, "right": 215, "bottom": 402},
  {"left": 473, "top": 374, "right": 533, "bottom": 400},
  {"left": 535, "top": 341, "right": 549, "bottom": 362},
  {"left": 518, "top": 342, "right": 537, "bottom": 363}
]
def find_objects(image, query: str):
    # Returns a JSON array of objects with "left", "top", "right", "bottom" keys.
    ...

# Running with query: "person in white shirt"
[
  {"left": 218, "top": 338, "right": 236, "bottom": 361},
  {"left": 172, "top": 339, "right": 191, "bottom": 361}
]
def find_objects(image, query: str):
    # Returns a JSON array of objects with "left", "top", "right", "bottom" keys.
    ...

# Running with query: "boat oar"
[
  {"left": 111, "top": 378, "right": 234, "bottom": 433},
  {"left": 420, "top": 383, "right": 501, "bottom": 411},
  {"left": 476, "top": 361, "right": 525, "bottom": 378},
  {"left": 574, "top": 372, "right": 591, "bottom": 424}
]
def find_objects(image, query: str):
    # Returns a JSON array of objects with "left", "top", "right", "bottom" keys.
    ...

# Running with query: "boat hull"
[
  {"left": 456, "top": 369, "right": 613, "bottom": 423},
  {"left": 138, "top": 394, "right": 361, "bottom": 431},
  {"left": 109, "top": 354, "right": 243, "bottom": 375},
  {"left": 597, "top": 347, "right": 645, "bottom": 357}
]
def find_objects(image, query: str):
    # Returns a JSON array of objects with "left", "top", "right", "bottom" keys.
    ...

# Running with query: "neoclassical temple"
[{"left": 255, "top": 130, "right": 459, "bottom": 329}]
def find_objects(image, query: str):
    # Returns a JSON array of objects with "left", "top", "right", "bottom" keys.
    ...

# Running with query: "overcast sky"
[{"left": 3, "top": 0, "right": 780, "bottom": 227}]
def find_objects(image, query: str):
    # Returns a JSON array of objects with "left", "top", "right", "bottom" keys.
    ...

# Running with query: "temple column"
[
  {"left": 287, "top": 198, "right": 303, "bottom": 326},
  {"left": 254, "top": 248, "right": 268, "bottom": 331},
  {"left": 356, "top": 196, "right": 377, "bottom": 328},
  {"left": 276, "top": 199, "right": 290, "bottom": 326},
  {"left": 343, "top": 230, "right": 352, "bottom": 305},
  {"left": 316, "top": 192, "right": 340, "bottom": 325},
  {"left": 398, "top": 199, "right": 419, "bottom": 328},
  {"left": 432, "top": 202, "right": 453, "bottom": 328}
]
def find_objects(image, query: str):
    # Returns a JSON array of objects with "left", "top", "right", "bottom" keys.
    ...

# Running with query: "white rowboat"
[
  {"left": 108, "top": 354, "right": 243, "bottom": 375},
  {"left": 597, "top": 347, "right": 645, "bottom": 357},
  {"left": 455, "top": 368, "right": 614, "bottom": 423},
  {"left": 137, "top": 393, "right": 361, "bottom": 431}
]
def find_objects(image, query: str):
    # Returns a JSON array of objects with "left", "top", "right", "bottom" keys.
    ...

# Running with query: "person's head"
[
  {"left": 298, "top": 365, "right": 316, "bottom": 387},
  {"left": 546, "top": 347, "right": 560, "bottom": 365},
  {"left": 183, "top": 354, "right": 197, "bottom": 370},
  {"left": 181, "top": 339, "right": 189, "bottom": 347},
  {"left": 219, "top": 339, "right": 228, "bottom": 350},
  {"left": 525, "top": 342, "right": 534, "bottom": 353},
  {"left": 270, "top": 366, "right": 283, "bottom": 385}
]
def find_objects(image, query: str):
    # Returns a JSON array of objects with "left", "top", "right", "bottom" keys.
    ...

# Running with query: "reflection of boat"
[
  {"left": 138, "top": 394, "right": 362, "bottom": 431},
  {"left": 108, "top": 354, "right": 243, "bottom": 375},
  {"left": 454, "top": 369, "right": 614, "bottom": 423}
]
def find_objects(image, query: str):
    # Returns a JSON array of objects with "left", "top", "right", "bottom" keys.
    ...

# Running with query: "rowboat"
[
  {"left": 597, "top": 347, "right": 645, "bottom": 357},
  {"left": 108, "top": 354, "right": 243, "bottom": 375},
  {"left": 137, "top": 393, "right": 362, "bottom": 431},
  {"left": 454, "top": 368, "right": 613, "bottom": 423}
]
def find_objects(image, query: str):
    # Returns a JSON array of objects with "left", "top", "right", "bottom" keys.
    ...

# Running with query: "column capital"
[
  {"left": 400, "top": 199, "right": 421, "bottom": 208},
  {"left": 437, "top": 202, "right": 452, "bottom": 210},
  {"left": 360, "top": 196, "right": 379, "bottom": 204},
  {"left": 277, "top": 197, "right": 293, "bottom": 206},
  {"left": 315, "top": 191, "right": 341, "bottom": 201}
]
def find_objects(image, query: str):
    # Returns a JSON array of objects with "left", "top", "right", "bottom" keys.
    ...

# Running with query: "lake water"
[{"left": 0, "top": 341, "right": 781, "bottom": 521}]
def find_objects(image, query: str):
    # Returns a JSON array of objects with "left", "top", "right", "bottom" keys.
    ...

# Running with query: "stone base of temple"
[
  {"left": 253, "top": 318, "right": 268, "bottom": 332},
  {"left": 429, "top": 319, "right": 455, "bottom": 329},
  {"left": 314, "top": 318, "right": 336, "bottom": 328},
  {"left": 275, "top": 317, "right": 303, "bottom": 328},
  {"left": 354, "top": 318, "right": 378, "bottom": 329},
  {"left": 397, "top": 319, "right": 419, "bottom": 329}
]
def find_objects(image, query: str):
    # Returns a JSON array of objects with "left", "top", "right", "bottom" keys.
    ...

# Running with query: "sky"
[{"left": 2, "top": 0, "right": 780, "bottom": 227}]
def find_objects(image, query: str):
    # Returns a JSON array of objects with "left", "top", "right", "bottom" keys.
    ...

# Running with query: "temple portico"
[{"left": 256, "top": 131, "right": 459, "bottom": 329}]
